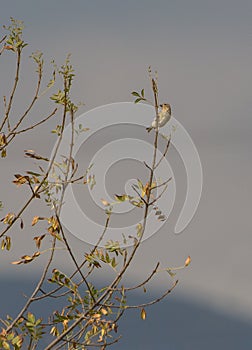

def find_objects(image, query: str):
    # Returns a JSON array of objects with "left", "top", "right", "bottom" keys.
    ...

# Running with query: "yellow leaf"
[
  {"left": 32, "top": 251, "right": 40, "bottom": 258},
  {"left": 11, "top": 260, "right": 23, "bottom": 265},
  {"left": 141, "top": 308, "right": 146, "bottom": 320},
  {"left": 101, "top": 199, "right": 110, "bottom": 206},
  {"left": 50, "top": 326, "right": 59, "bottom": 336},
  {"left": 185, "top": 255, "right": 191, "bottom": 267},
  {"left": 0, "top": 133, "right": 7, "bottom": 146},
  {"left": 33, "top": 234, "right": 45, "bottom": 249},
  {"left": 2, "top": 340, "right": 10, "bottom": 350},
  {"left": 100, "top": 308, "right": 108, "bottom": 315},
  {"left": 2, "top": 213, "right": 15, "bottom": 225},
  {"left": 32, "top": 216, "right": 39, "bottom": 226},
  {"left": 22, "top": 255, "right": 33, "bottom": 261}
]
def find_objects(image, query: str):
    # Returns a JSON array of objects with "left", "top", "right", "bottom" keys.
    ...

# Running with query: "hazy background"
[{"left": 0, "top": 1, "right": 252, "bottom": 349}]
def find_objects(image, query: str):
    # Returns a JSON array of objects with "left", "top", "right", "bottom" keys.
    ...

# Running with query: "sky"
[{"left": 1, "top": 1, "right": 252, "bottom": 349}]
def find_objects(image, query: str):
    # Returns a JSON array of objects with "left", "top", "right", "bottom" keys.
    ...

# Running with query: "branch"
[
  {"left": 8, "top": 108, "right": 57, "bottom": 137},
  {"left": 154, "top": 136, "right": 171, "bottom": 170},
  {"left": 0, "top": 50, "right": 21, "bottom": 132}
]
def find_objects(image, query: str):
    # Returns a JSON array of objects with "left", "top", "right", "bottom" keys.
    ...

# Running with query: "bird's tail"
[{"left": 146, "top": 127, "right": 152, "bottom": 133}]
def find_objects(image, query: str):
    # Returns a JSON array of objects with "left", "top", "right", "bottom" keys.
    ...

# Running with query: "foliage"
[{"left": 0, "top": 19, "right": 191, "bottom": 349}]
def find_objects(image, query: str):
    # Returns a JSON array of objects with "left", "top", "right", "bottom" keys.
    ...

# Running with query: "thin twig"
[
  {"left": 9, "top": 57, "right": 43, "bottom": 135},
  {"left": 103, "top": 279, "right": 178, "bottom": 310},
  {"left": 44, "top": 75, "right": 163, "bottom": 350},
  {"left": 8, "top": 108, "right": 57, "bottom": 137},
  {"left": 6, "top": 237, "right": 56, "bottom": 333},
  {"left": 154, "top": 136, "right": 171, "bottom": 170},
  {"left": 0, "top": 50, "right": 21, "bottom": 132},
  {"left": 6, "top": 77, "right": 69, "bottom": 332},
  {"left": 33, "top": 215, "right": 110, "bottom": 301}
]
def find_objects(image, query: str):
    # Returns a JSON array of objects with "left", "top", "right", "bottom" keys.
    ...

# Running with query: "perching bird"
[{"left": 146, "top": 103, "right": 172, "bottom": 132}]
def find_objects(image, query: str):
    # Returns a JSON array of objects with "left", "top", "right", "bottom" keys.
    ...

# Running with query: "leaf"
[
  {"left": 11, "top": 260, "right": 23, "bottom": 265},
  {"left": 2, "top": 212, "right": 15, "bottom": 225},
  {"left": 150, "top": 181, "right": 157, "bottom": 189},
  {"left": 137, "top": 179, "right": 144, "bottom": 192},
  {"left": 47, "top": 79, "right": 55, "bottom": 89},
  {"left": 90, "top": 175, "right": 96, "bottom": 190},
  {"left": 100, "top": 308, "right": 108, "bottom": 315},
  {"left": 167, "top": 269, "right": 176, "bottom": 278},
  {"left": 136, "top": 223, "right": 143, "bottom": 238},
  {"left": 2, "top": 341, "right": 10, "bottom": 349},
  {"left": 12, "top": 174, "right": 29, "bottom": 187},
  {"left": 122, "top": 233, "right": 127, "bottom": 245},
  {"left": 24, "top": 150, "right": 49, "bottom": 161},
  {"left": 6, "top": 236, "right": 11, "bottom": 250},
  {"left": 33, "top": 235, "right": 45, "bottom": 249},
  {"left": 22, "top": 255, "right": 33, "bottom": 262},
  {"left": 20, "top": 218, "right": 24, "bottom": 229},
  {"left": 141, "top": 88, "right": 145, "bottom": 97},
  {"left": 131, "top": 91, "right": 140, "bottom": 97},
  {"left": 111, "top": 257, "right": 117, "bottom": 268},
  {"left": 26, "top": 171, "right": 42, "bottom": 177},
  {"left": 114, "top": 194, "right": 132, "bottom": 202},
  {"left": 141, "top": 308, "right": 146, "bottom": 320},
  {"left": 185, "top": 255, "right": 191, "bottom": 267},
  {"left": 1, "top": 148, "right": 7, "bottom": 158},
  {"left": 0, "top": 133, "right": 7, "bottom": 146},
  {"left": 1, "top": 236, "right": 11, "bottom": 251},
  {"left": 11, "top": 335, "right": 23, "bottom": 347},
  {"left": 130, "top": 200, "right": 144, "bottom": 208},
  {"left": 158, "top": 215, "right": 166, "bottom": 221},
  {"left": 141, "top": 182, "right": 150, "bottom": 197},
  {"left": 32, "top": 216, "right": 40, "bottom": 226},
  {"left": 50, "top": 326, "right": 59, "bottom": 336},
  {"left": 27, "top": 312, "right": 35, "bottom": 324},
  {"left": 101, "top": 199, "right": 110, "bottom": 206}
]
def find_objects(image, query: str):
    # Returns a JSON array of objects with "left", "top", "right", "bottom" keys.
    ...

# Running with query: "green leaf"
[
  {"left": 111, "top": 257, "right": 117, "bottom": 268},
  {"left": 130, "top": 200, "right": 144, "bottom": 208},
  {"left": 27, "top": 312, "right": 35, "bottom": 324},
  {"left": 122, "top": 234, "right": 127, "bottom": 244},
  {"left": 131, "top": 91, "right": 140, "bottom": 97},
  {"left": 134, "top": 98, "right": 142, "bottom": 104},
  {"left": 137, "top": 179, "right": 144, "bottom": 192},
  {"left": 114, "top": 194, "right": 126, "bottom": 202},
  {"left": 47, "top": 79, "right": 55, "bottom": 88},
  {"left": 114, "top": 194, "right": 132, "bottom": 202},
  {"left": 136, "top": 223, "right": 143, "bottom": 238}
]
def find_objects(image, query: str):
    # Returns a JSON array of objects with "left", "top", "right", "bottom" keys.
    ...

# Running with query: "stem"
[{"left": 0, "top": 49, "right": 21, "bottom": 132}]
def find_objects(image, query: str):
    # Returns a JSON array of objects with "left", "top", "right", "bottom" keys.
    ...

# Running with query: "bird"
[{"left": 146, "top": 103, "right": 172, "bottom": 133}]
